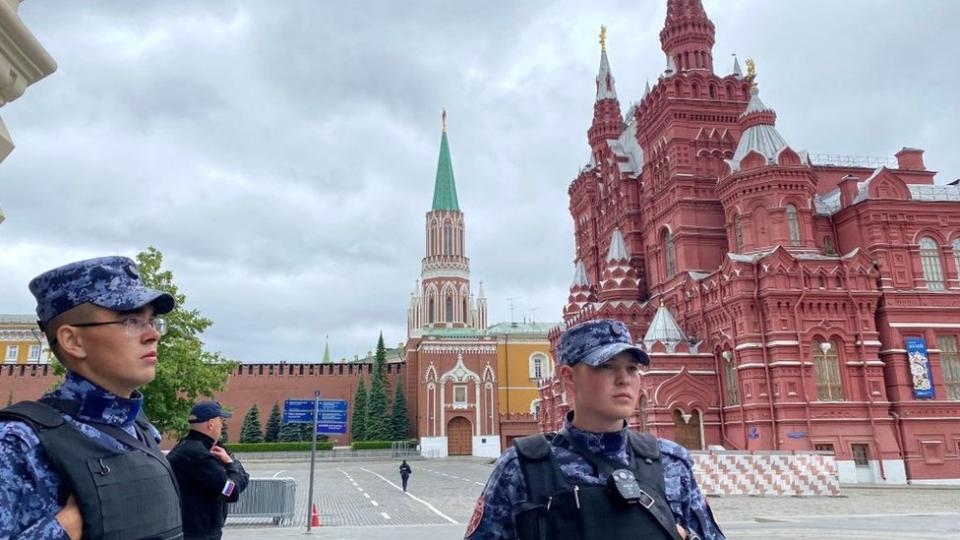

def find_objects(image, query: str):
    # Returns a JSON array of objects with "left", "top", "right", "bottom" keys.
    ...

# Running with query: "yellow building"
[
  {"left": 488, "top": 322, "right": 555, "bottom": 416},
  {"left": 0, "top": 314, "right": 51, "bottom": 364}
]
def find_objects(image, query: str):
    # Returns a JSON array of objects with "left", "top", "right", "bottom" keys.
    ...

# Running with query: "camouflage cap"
[
  {"left": 29, "top": 256, "right": 176, "bottom": 327},
  {"left": 557, "top": 319, "right": 650, "bottom": 367}
]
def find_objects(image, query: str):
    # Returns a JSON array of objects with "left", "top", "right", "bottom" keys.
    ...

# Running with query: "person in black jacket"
[
  {"left": 167, "top": 401, "right": 250, "bottom": 540},
  {"left": 399, "top": 460, "right": 412, "bottom": 492}
]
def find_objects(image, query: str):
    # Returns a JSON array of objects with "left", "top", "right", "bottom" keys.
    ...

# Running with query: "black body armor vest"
[
  {"left": 512, "top": 430, "right": 682, "bottom": 540},
  {"left": 0, "top": 400, "right": 183, "bottom": 540}
]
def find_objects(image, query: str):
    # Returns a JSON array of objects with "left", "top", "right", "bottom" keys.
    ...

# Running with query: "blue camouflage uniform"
[
  {"left": 465, "top": 319, "right": 724, "bottom": 540},
  {"left": 464, "top": 417, "right": 724, "bottom": 540},
  {"left": 0, "top": 256, "right": 175, "bottom": 539},
  {"left": 0, "top": 371, "right": 163, "bottom": 539}
]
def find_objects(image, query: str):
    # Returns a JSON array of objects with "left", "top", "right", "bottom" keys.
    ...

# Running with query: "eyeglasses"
[{"left": 71, "top": 316, "right": 168, "bottom": 337}]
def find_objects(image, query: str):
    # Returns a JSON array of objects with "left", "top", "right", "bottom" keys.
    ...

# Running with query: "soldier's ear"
[
  {"left": 56, "top": 325, "right": 87, "bottom": 361},
  {"left": 557, "top": 365, "right": 575, "bottom": 393}
]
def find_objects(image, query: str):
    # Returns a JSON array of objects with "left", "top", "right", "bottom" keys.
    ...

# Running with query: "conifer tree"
[
  {"left": 264, "top": 403, "right": 282, "bottom": 443},
  {"left": 373, "top": 332, "right": 388, "bottom": 389},
  {"left": 299, "top": 423, "right": 314, "bottom": 442},
  {"left": 390, "top": 383, "right": 410, "bottom": 441},
  {"left": 350, "top": 379, "right": 367, "bottom": 441},
  {"left": 218, "top": 419, "right": 230, "bottom": 444},
  {"left": 278, "top": 422, "right": 301, "bottom": 442},
  {"left": 365, "top": 372, "right": 391, "bottom": 440},
  {"left": 239, "top": 404, "right": 263, "bottom": 443}
]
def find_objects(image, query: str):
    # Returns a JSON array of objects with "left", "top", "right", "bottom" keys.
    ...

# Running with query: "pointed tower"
[
  {"left": 564, "top": 260, "right": 597, "bottom": 319},
  {"left": 411, "top": 111, "right": 486, "bottom": 336},
  {"left": 588, "top": 25, "right": 623, "bottom": 158},
  {"left": 718, "top": 73, "right": 816, "bottom": 253},
  {"left": 660, "top": 0, "right": 716, "bottom": 74},
  {"left": 322, "top": 336, "right": 331, "bottom": 363},
  {"left": 598, "top": 228, "right": 641, "bottom": 302}
]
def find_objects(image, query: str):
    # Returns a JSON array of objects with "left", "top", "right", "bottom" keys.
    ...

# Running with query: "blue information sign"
[
  {"left": 283, "top": 399, "right": 349, "bottom": 433},
  {"left": 316, "top": 400, "right": 348, "bottom": 434},
  {"left": 283, "top": 399, "right": 316, "bottom": 424},
  {"left": 906, "top": 338, "right": 935, "bottom": 399}
]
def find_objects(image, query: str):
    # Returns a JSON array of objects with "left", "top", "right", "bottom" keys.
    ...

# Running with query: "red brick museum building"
[{"left": 538, "top": 0, "right": 960, "bottom": 484}]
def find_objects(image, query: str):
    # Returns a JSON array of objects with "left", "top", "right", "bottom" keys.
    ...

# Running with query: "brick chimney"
[
  {"left": 894, "top": 147, "right": 925, "bottom": 170},
  {"left": 840, "top": 174, "right": 859, "bottom": 209}
]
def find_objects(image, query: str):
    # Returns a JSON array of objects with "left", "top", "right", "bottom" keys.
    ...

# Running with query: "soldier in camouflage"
[
  {"left": 465, "top": 319, "right": 724, "bottom": 540},
  {"left": 0, "top": 256, "right": 180, "bottom": 540}
]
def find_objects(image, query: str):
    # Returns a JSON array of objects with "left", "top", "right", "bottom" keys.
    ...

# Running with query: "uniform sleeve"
[
  {"left": 222, "top": 451, "right": 250, "bottom": 502},
  {"left": 0, "top": 424, "right": 70, "bottom": 540},
  {"left": 188, "top": 451, "right": 242, "bottom": 501},
  {"left": 659, "top": 439, "right": 725, "bottom": 540},
  {"left": 464, "top": 448, "right": 525, "bottom": 540}
]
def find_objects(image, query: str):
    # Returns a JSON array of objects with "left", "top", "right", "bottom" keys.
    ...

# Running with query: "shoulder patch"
[{"left": 465, "top": 495, "right": 484, "bottom": 537}]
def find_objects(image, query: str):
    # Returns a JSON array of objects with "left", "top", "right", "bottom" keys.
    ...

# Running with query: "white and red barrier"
[{"left": 691, "top": 451, "right": 841, "bottom": 496}]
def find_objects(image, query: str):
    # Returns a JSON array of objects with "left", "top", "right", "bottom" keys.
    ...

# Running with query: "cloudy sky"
[{"left": 2, "top": 0, "right": 958, "bottom": 363}]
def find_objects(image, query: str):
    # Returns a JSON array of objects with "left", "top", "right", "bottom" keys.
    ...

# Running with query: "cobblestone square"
[{"left": 224, "top": 457, "right": 960, "bottom": 539}]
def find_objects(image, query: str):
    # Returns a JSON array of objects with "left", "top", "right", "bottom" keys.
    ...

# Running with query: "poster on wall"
[{"left": 905, "top": 337, "right": 935, "bottom": 400}]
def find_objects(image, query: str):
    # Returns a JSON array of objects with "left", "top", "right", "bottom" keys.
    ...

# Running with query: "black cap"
[{"left": 188, "top": 401, "right": 232, "bottom": 423}]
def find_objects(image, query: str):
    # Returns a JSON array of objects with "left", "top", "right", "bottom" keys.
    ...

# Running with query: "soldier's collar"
[
  {"left": 48, "top": 371, "right": 144, "bottom": 428},
  {"left": 564, "top": 413, "right": 628, "bottom": 457}
]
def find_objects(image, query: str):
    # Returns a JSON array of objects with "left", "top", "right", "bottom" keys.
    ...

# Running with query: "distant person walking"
[{"left": 399, "top": 460, "right": 412, "bottom": 492}]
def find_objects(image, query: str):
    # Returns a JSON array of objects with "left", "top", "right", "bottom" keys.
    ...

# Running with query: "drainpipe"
[
  {"left": 792, "top": 263, "right": 815, "bottom": 440},
  {"left": 753, "top": 261, "right": 779, "bottom": 450},
  {"left": 843, "top": 260, "right": 886, "bottom": 480}
]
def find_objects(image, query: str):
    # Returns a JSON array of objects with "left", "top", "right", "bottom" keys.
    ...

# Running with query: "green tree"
[
  {"left": 239, "top": 404, "right": 263, "bottom": 443},
  {"left": 278, "top": 422, "right": 301, "bottom": 442},
  {"left": 264, "top": 403, "right": 282, "bottom": 443},
  {"left": 218, "top": 419, "right": 230, "bottom": 444},
  {"left": 365, "top": 371, "right": 391, "bottom": 441},
  {"left": 135, "top": 247, "right": 235, "bottom": 438},
  {"left": 390, "top": 383, "right": 410, "bottom": 441},
  {"left": 350, "top": 379, "right": 367, "bottom": 441},
  {"left": 373, "top": 332, "right": 388, "bottom": 389}
]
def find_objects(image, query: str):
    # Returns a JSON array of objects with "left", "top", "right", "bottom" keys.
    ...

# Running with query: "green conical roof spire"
[
  {"left": 431, "top": 110, "right": 460, "bottom": 212},
  {"left": 322, "top": 336, "right": 330, "bottom": 363}
]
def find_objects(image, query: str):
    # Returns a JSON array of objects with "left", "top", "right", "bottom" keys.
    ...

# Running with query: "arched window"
[
  {"left": 428, "top": 298, "right": 435, "bottom": 324},
  {"left": 919, "top": 237, "right": 944, "bottom": 290},
  {"left": 664, "top": 229, "right": 676, "bottom": 277},
  {"left": 724, "top": 356, "right": 740, "bottom": 405},
  {"left": 786, "top": 205, "right": 800, "bottom": 246},
  {"left": 734, "top": 214, "right": 743, "bottom": 252},
  {"left": 823, "top": 236, "right": 836, "bottom": 255},
  {"left": 953, "top": 239, "right": 960, "bottom": 278},
  {"left": 443, "top": 223, "right": 452, "bottom": 255},
  {"left": 430, "top": 227, "right": 436, "bottom": 256},
  {"left": 529, "top": 353, "right": 548, "bottom": 380},
  {"left": 937, "top": 335, "right": 960, "bottom": 400},
  {"left": 812, "top": 340, "right": 844, "bottom": 401},
  {"left": 462, "top": 299, "right": 468, "bottom": 323},
  {"left": 638, "top": 396, "right": 648, "bottom": 431},
  {"left": 445, "top": 296, "right": 454, "bottom": 322}
]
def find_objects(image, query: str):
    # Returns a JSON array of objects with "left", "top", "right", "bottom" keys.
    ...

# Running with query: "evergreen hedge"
[
  {"left": 229, "top": 441, "right": 333, "bottom": 453},
  {"left": 351, "top": 439, "right": 418, "bottom": 450}
]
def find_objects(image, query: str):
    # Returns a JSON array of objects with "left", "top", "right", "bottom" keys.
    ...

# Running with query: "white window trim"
[
  {"left": 452, "top": 384, "right": 468, "bottom": 409},
  {"left": 5, "top": 345, "right": 19, "bottom": 362}
]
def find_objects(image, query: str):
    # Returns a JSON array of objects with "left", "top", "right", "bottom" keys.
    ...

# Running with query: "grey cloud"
[{"left": 2, "top": 0, "right": 958, "bottom": 362}]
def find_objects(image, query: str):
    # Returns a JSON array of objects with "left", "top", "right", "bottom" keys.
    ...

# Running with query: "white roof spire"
[
  {"left": 606, "top": 228, "right": 630, "bottom": 261},
  {"left": 477, "top": 280, "right": 486, "bottom": 299},
  {"left": 644, "top": 80, "right": 651, "bottom": 97},
  {"left": 596, "top": 48, "right": 618, "bottom": 101},
  {"left": 732, "top": 55, "right": 742, "bottom": 78},
  {"left": 572, "top": 260, "right": 591, "bottom": 287},
  {"left": 643, "top": 301, "right": 688, "bottom": 351}
]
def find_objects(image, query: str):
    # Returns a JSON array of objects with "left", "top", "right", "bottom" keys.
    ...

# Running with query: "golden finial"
[
  {"left": 441, "top": 109, "right": 447, "bottom": 132},
  {"left": 745, "top": 58, "right": 757, "bottom": 85},
  {"left": 599, "top": 25, "right": 607, "bottom": 52}
]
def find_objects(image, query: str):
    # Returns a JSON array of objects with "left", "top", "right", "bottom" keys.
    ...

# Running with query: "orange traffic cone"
[{"left": 311, "top": 503, "right": 321, "bottom": 527}]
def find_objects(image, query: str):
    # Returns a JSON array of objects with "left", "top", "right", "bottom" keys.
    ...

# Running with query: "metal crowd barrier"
[{"left": 228, "top": 477, "right": 296, "bottom": 525}]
